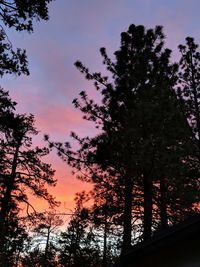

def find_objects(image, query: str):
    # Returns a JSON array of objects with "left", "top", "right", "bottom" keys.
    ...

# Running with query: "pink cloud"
[{"left": 36, "top": 104, "right": 83, "bottom": 134}]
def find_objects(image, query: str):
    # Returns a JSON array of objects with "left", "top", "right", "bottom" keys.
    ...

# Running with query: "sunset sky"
[{"left": 2, "top": 0, "right": 200, "bottom": 214}]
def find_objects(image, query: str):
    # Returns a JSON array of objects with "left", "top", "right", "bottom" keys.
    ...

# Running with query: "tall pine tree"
[
  {"left": 0, "top": 107, "right": 58, "bottom": 265},
  {"left": 48, "top": 25, "right": 199, "bottom": 254}
]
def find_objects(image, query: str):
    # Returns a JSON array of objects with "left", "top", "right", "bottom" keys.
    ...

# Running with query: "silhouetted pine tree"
[
  {"left": 58, "top": 192, "right": 101, "bottom": 267},
  {"left": 90, "top": 181, "right": 122, "bottom": 267},
  {"left": 32, "top": 211, "right": 63, "bottom": 266},
  {"left": 178, "top": 37, "right": 200, "bottom": 157},
  {"left": 1, "top": 209, "right": 30, "bottom": 266},
  {"left": 0, "top": 110, "right": 58, "bottom": 266},
  {"left": 48, "top": 25, "right": 200, "bottom": 254},
  {"left": 0, "top": 0, "right": 53, "bottom": 77}
]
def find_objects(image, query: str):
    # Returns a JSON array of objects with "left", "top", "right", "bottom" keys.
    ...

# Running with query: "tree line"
[{"left": 0, "top": 1, "right": 199, "bottom": 266}]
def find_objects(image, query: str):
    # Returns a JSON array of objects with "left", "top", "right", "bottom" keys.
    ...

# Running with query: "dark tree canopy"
[
  {"left": 0, "top": 90, "right": 58, "bottom": 266},
  {"left": 0, "top": 1, "right": 58, "bottom": 265},
  {"left": 0, "top": 0, "right": 53, "bottom": 32},
  {"left": 0, "top": 0, "right": 54, "bottom": 76},
  {"left": 58, "top": 192, "right": 102, "bottom": 267},
  {"left": 178, "top": 37, "right": 200, "bottom": 154},
  {"left": 48, "top": 24, "right": 200, "bottom": 257}
]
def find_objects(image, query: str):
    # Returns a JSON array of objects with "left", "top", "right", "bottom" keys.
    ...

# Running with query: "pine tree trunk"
[
  {"left": 159, "top": 176, "right": 168, "bottom": 229},
  {"left": 143, "top": 175, "right": 153, "bottom": 241},
  {"left": 0, "top": 141, "right": 20, "bottom": 266},
  {"left": 102, "top": 204, "right": 108, "bottom": 267},
  {"left": 122, "top": 175, "right": 133, "bottom": 253},
  {"left": 43, "top": 227, "right": 50, "bottom": 265}
]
